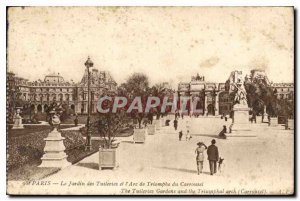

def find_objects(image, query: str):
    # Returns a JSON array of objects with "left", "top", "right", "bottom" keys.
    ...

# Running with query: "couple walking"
[{"left": 195, "top": 139, "right": 219, "bottom": 175}]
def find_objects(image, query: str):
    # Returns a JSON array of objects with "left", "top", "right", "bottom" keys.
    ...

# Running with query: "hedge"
[{"left": 7, "top": 129, "right": 88, "bottom": 170}]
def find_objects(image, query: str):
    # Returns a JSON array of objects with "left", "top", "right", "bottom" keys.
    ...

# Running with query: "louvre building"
[{"left": 7, "top": 68, "right": 117, "bottom": 116}]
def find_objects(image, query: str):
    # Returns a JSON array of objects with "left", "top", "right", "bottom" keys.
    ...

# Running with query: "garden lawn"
[
  {"left": 59, "top": 115, "right": 98, "bottom": 124},
  {"left": 7, "top": 128, "right": 102, "bottom": 181},
  {"left": 8, "top": 125, "right": 76, "bottom": 138}
]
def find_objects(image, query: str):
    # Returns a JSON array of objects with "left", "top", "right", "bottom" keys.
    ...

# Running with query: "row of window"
[
  {"left": 278, "top": 93, "right": 293, "bottom": 100},
  {"left": 276, "top": 87, "right": 294, "bottom": 92},
  {"left": 19, "top": 94, "right": 76, "bottom": 102},
  {"left": 31, "top": 88, "right": 74, "bottom": 93}
]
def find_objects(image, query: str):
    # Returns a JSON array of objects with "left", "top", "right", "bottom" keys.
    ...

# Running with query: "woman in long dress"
[{"left": 195, "top": 142, "right": 207, "bottom": 175}]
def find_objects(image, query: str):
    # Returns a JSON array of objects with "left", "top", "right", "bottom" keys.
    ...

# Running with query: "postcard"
[{"left": 7, "top": 6, "right": 294, "bottom": 195}]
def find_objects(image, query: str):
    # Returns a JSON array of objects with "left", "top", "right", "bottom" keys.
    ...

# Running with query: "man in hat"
[{"left": 207, "top": 139, "right": 219, "bottom": 175}]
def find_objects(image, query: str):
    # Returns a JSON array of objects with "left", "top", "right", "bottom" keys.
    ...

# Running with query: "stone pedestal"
[
  {"left": 287, "top": 119, "right": 294, "bottom": 130},
  {"left": 228, "top": 105, "right": 256, "bottom": 138},
  {"left": 261, "top": 106, "right": 269, "bottom": 123},
  {"left": 99, "top": 148, "right": 118, "bottom": 170},
  {"left": 155, "top": 119, "right": 162, "bottom": 130},
  {"left": 267, "top": 117, "right": 279, "bottom": 127},
  {"left": 39, "top": 128, "right": 71, "bottom": 168},
  {"left": 148, "top": 124, "right": 156, "bottom": 135},
  {"left": 133, "top": 129, "right": 146, "bottom": 143},
  {"left": 12, "top": 114, "right": 24, "bottom": 129},
  {"left": 262, "top": 114, "right": 269, "bottom": 123}
]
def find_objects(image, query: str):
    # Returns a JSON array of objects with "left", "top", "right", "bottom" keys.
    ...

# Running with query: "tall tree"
[
  {"left": 122, "top": 73, "right": 149, "bottom": 97},
  {"left": 244, "top": 77, "right": 277, "bottom": 116}
]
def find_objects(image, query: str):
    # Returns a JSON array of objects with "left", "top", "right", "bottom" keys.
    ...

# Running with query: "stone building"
[
  {"left": 178, "top": 73, "right": 232, "bottom": 116},
  {"left": 27, "top": 73, "right": 76, "bottom": 113},
  {"left": 177, "top": 70, "right": 294, "bottom": 116},
  {"left": 271, "top": 83, "right": 294, "bottom": 100},
  {"left": 246, "top": 69, "right": 294, "bottom": 101},
  {"left": 76, "top": 68, "right": 117, "bottom": 114},
  {"left": 7, "top": 68, "right": 117, "bottom": 115}
]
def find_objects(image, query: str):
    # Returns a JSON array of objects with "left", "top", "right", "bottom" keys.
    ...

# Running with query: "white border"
[{"left": 1, "top": 0, "right": 298, "bottom": 200}]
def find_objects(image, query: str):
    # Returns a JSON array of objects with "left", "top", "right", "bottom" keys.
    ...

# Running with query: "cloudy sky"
[{"left": 8, "top": 7, "right": 294, "bottom": 87}]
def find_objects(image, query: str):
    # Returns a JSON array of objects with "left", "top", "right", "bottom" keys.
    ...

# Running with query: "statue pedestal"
[
  {"left": 262, "top": 113, "right": 269, "bottom": 123},
  {"left": 228, "top": 105, "right": 256, "bottom": 138},
  {"left": 148, "top": 124, "right": 156, "bottom": 135},
  {"left": 12, "top": 115, "right": 24, "bottom": 129},
  {"left": 261, "top": 105, "right": 269, "bottom": 123},
  {"left": 155, "top": 119, "right": 162, "bottom": 130},
  {"left": 39, "top": 128, "right": 71, "bottom": 168}
]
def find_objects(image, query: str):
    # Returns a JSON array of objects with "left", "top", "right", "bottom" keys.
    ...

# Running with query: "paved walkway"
[
  {"left": 8, "top": 117, "right": 294, "bottom": 195},
  {"left": 60, "top": 124, "right": 85, "bottom": 131}
]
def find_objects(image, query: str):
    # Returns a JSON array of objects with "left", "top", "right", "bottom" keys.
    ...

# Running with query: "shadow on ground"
[
  {"left": 120, "top": 140, "right": 134, "bottom": 144},
  {"left": 76, "top": 162, "right": 99, "bottom": 170},
  {"left": 154, "top": 166, "right": 197, "bottom": 174}
]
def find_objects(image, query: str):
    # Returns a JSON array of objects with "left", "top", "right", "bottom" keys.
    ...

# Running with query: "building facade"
[
  {"left": 7, "top": 69, "right": 117, "bottom": 115},
  {"left": 177, "top": 70, "right": 294, "bottom": 116},
  {"left": 178, "top": 73, "right": 232, "bottom": 116},
  {"left": 76, "top": 68, "right": 117, "bottom": 114},
  {"left": 271, "top": 83, "right": 294, "bottom": 100}
]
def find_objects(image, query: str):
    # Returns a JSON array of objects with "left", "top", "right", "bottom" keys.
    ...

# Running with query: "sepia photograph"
[{"left": 6, "top": 6, "right": 294, "bottom": 195}]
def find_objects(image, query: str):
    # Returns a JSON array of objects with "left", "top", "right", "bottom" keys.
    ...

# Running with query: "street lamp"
[{"left": 85, "top": 56, "right": 94, "bottom": 151}]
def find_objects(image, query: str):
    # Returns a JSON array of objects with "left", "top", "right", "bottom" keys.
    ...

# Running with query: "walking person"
[
  {"left": 207, "top": 139, "right": 219, "bottom": 175},
  {"left": 174, "top": 119, "right": 178, "bottom": 131},
  {"left": 148, "top": 112, "right": 153, "bottom": 125},
  {"left": 74, "top": 115, "right": 78, "bottom": 126},
  {"left": 195, "top": 142, "right": 207, "bottom": 175},
  {"left": 179, "top": 131, "right": 183, "bottom": 141}
]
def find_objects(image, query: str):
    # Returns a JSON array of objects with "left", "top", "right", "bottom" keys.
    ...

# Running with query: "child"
[{"left": 186, "top": 130, "right": 192, "bottom": 141}]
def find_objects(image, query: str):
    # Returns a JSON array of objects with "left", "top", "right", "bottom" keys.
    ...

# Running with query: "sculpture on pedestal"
[
  {"left": 39, "top": 110, "right": 71, "bottom": 168},
  {"left": 262, "top": 105, "right": 269, "bottom": 123},
  {"left": 12, "top": 109, "right": 24, "bottom": 129},
  {"left": 227, "top": 72, "right": 255, "bottom": 137},
  {"left": 232, "top": 81, "right": 248, "bottom": 106}
]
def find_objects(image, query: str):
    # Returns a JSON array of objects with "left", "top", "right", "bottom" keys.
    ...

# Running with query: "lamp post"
[{"left": 85, "top": 56, "right": 94, "bottom": 151}]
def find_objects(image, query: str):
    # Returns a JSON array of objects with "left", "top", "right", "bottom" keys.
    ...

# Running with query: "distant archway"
[
  {"left": 44, "top": 104, "right": 48, "bottom": 113},
  {"left": 207, "top": 104, "right": 215, "bottom": 115},
  {"left": 219, "top": 91, "right": 233, "bottom": 115},
  {"left": 37, "top": 104, "right": 42, "bottom": 112}
]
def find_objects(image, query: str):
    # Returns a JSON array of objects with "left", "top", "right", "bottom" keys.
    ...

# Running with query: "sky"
[{"left": 7, "top": 7, "right": 294, "bottom": 88}]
